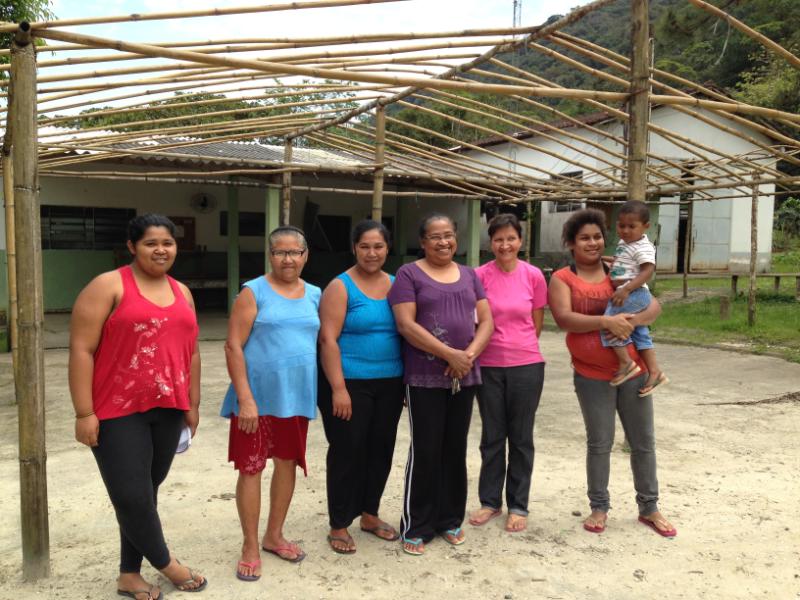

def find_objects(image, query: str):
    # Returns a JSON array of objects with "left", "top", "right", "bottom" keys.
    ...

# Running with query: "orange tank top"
[
  {"left": 552, "top": 266, "right": 644, "bottom": 381},
  {"left": 92, "top": 265, "right": 198, "bottom": 420}
]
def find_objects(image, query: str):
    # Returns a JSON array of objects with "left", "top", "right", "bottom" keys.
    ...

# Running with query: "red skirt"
[{"left": 228, "top": 415, "right": 308, "bottom": 476}]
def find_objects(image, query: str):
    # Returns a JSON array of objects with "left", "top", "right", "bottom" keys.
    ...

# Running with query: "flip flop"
[
  {"left": 440, "top": 527, "right": 465, "bottom": 546},
  {"left": 327, "top": 534, "right": 356, "bottom": 554},
  {"left": 610, "top": 362, "right": 642, "bottom": 387},
  {"left": 582, "top": 516, "right": 607, "bottom": 534},
  {"left": 360, "top": 523, "right": 400, "bottom": 541},
  {"left": 468, "top": 507, "right": 502, "bottom": 526},
  {"left": 401, "top": 537, "right": 425, "bottom": 556},
  {"left": 638, "top": 372, "right": 670, "bottom": 397},
  {"left": 117, "top": 587, "right": 163, "bottom": 600},
  {"left": 172, "top": 569, "right": 207, "bottom": 593},
  {"left": 262, "top": 543, "right": 307, "bottom": 563},
  {"left": 505, "top": 514, "right": 527, "bottom": 533},
  {"left": 235, "top": 559, "right": 261, "bottom": 582},
  {"left": 638, "top": 515, "right": 677, "bottom": 537}
]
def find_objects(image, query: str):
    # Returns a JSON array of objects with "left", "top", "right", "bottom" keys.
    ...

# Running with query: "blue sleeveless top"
[
  {"left": 338, "top": 272, "right": 403, "bottom": 380},
  {"left": 220, "top": 275, "right": 321, "bottom": 419}
]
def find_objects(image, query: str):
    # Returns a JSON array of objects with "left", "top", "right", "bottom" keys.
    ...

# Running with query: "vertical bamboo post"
[
  {"left": 748, "top": 173, "right": 759, "bottom": 326},
  {"left": 371, "top": 104, "right": 386, "bottom": 221},
  {"left": 627, "top": 0, "right": 650, "bottom": 203},
  {"left": 226, "top": 182, "right": 239, "bottom": 315},
  {"left": 265, "top": 185, "right": 280, "bottom": 272},
  {"left": 11, "top": 22, "right": 50, "bottom": 581},
  {"left": 3, "top": 154, "right": 19, "bottom": 364},
  {"left": 281, "top": 139, "right": 293, "bottom": 225}
]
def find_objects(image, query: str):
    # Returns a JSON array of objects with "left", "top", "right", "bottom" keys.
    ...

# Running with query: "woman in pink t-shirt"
[{"left": 468, "top": 214, "right": 547, "bottom": 533}]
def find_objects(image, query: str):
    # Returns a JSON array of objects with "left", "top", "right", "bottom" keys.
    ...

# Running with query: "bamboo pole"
[
  {"left": 286, "top": 0, "right": 621, "bottom": 139},
  {"left": 281, "top": 139, "right": 293, "bottom": 225},
  {"left": 372, "top": 105, "right": 386, "bottom": 221},
  {"left": 748, "top": 173, "right": 760, "bottom": 326},
  {"left": 627, "top": 0, "right": 650, "bottom": 202},
  {"left": 1, "top": 0, "right": 409, "bottom": 31},
  {"left": 686, "top": 0, "right": 800, "bottom": 71},
  {"left": 10, "top": 22, "right": 50, "bottom": 581},
  {"left": 2, "top": 153, "right": 18, "bottom": 367}
]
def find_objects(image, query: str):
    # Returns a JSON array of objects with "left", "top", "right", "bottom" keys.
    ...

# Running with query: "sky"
[{"left": 35, "top": 0, "right": 595, "bottom": 115}]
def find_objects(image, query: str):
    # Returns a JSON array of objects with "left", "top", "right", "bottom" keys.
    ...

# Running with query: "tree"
[{"left": 0, "top": 0, "right": 54, "bottom": 57}]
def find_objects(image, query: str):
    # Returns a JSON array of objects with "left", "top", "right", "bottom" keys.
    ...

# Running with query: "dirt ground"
[{"left": 1, "top": 330, "right": 799, "bottom": 600}]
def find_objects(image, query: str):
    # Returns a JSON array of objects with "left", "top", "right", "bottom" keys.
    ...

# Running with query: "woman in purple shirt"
[{"left": 388, "top": 213, "right": 494, "bottom": 556}]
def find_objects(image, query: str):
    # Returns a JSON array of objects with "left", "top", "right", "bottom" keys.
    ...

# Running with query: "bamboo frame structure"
[{"left": 2, "top": 0, "right": 800, "bottom": 579}]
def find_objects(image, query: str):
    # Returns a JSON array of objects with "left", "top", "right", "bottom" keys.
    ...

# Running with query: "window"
[
  {"left": 549, "top": 170, "right": 584, "bottom": 213},
  {"left": 40, "top": 206, "right": 135, "bottom": 250}
]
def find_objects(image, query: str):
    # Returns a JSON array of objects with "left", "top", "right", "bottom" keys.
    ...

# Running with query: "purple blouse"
[{"left": 388, "top": 262, "right": 486, "bottom": 388}]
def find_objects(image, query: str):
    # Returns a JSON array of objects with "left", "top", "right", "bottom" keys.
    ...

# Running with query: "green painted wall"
[{"left": 42, "top": 250, "right": 116, "bottom": 311}]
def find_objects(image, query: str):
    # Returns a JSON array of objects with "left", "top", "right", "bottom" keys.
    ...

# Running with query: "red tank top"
[
  {"left": 553, "top": 267, "right": 644, "bottom": 381},
  {"left": 92, "top": 265, "right": 199, "bottom": 420}
]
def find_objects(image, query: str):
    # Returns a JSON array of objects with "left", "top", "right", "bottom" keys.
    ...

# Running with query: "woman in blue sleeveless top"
[{"left": 318, "top": 220, "right": 404, "bottom": 554}]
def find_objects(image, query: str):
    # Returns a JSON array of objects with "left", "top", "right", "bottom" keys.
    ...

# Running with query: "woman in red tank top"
[
  {"left": 548, "top": 209, "right": 676, "bottom": 539},
  {"left": 69, "top": 214, "right": 207, "bottom": 598}
]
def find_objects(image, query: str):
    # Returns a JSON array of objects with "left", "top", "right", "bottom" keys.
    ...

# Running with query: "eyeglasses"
[
  {"left": 425, "top": 233, "right": 456, "bottom": 242},
  {"left": 270, "top": 249, "right": 306, "bottom": 259}
]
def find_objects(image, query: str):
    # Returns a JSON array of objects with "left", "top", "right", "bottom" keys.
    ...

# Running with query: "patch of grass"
[{"left": 652, "top": 292, "right": 800, "bottom": 363}]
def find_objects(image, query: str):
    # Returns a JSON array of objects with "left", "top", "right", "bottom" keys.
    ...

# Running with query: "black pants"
[
  {"left": 318, "top": 376, "right": 404, "bottom": 529},
  {"left": 91, "top": 408, "right": 184, "bottom": 573},
  {"left": 400, "top": 385, "right": 474, "bottom": 542},
  {"left": 476, "top": 363, "right": 545, "bottom": 515}
]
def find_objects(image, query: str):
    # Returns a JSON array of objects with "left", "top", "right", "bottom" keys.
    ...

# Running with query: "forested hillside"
[{"left": 388, "top": 0, "right": 800, "bottom": 147}]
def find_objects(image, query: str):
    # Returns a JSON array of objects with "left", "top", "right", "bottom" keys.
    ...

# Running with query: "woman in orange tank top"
[
  {"left": 548, "top": 209, "right": 676, "bottom": 539},
  {"left": 69, "top": 214, "right": 206, "bottom": 599}
]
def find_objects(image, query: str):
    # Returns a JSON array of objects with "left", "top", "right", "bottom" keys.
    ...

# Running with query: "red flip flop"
[
  {"left": 638, "top": 515, "right": 677, "bottom": 537},
  {"left": 582, "top": 516, "right": 606, "bottom": 534}
]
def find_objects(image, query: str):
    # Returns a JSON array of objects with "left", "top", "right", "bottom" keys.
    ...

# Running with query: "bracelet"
[{"left": 75, "top": 410, "right": 95, "bottom": 419}]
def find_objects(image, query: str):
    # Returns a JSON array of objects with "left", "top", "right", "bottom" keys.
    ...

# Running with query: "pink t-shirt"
[{"left": 475, "top": 260, "right": 547, "bottom": 367}]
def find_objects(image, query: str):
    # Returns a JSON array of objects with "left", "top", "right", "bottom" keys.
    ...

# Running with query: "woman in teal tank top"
[{"left": 318, "top": 220, "right": 404, "bottom": 554}]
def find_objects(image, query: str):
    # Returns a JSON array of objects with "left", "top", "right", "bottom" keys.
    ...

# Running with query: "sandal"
[
  {"left": 583, "top": 513, "right": 607, "bottom": 534},
  {"left": 440, "top": 527, "right": 465, "bottom": 546},
  {"left": 468, "top": 507, "right": 501, "bottom": 526},
  {"left": 610, "top": 362, "right": 642, "bottom": 387},
  {"left": 235, "top": 559, "right": 261, "bottom": 582},
  {"left": 505, "top": 513, "right": 527, "bottom": 533},
  {"left": 169, "top": 560, "right": 207, "bottom": 593},
  {"left": 360, "top": 522, "right": 400, "bottom": 541},
  {"left": 327, "top": 534, "right": 356, "bottom": 554},
  {"left": 638, "top": 372, "right": 669, "bottom": 397},
  {"left": 117, "top": 587, "right": 162, "bottom": 600},
  {"left": 401, "top": 537, "right": 425, "bottom": 556}
]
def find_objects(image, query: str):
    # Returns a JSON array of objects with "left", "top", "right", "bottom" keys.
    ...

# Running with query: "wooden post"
[
  {"left": 466, "top": 198, "right": 480, "bottom": 267},
  {"left": 2, "top": 154, "right": 18, "bottom": 363},
  {"left": 226, "top": 182, "right": 239, "bottom": 315},
  {"left": 682, "top": 201, "right": 693, "bottom": 299},
  {"left": 10, "top": 22, "right": 50, "bottom": 581},
  {"left": 532, "top": 199, "right": 542, "bottom": 258},
  {"left": 265, "top": 185, "right": 280, "bottom": 272},
  {"left": 748, "top": 174, "right": 759, "bottom": 326},
  {"left": 281, "top": 139, "right": 292, "bottom": 225},
  {"left": 719, "top": 295, "right": 730, "bottom": 320},
  {"left": 731, "top": 274, "right": 738, "bottom": 297},
  {"left": 371, "top": 104, "right": 386, "bottom": 222},
  {"left": 626, "top": 0, "right": 650, "bottom": 203}
]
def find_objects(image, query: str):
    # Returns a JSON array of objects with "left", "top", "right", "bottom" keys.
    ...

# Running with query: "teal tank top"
[
  {"left": 338, "top": 272, "right": 403, "bottom": 380},
  {"left": 220, "top": 276, "right": 321, "bottom": 419}
]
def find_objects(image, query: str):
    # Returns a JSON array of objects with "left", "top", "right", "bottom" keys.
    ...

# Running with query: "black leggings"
[
  {"left": 318, "top": 376, "right": 404, "bottom": 529},
  {"left": 91, "top": 408, "right": 184, "bottom": 573}
]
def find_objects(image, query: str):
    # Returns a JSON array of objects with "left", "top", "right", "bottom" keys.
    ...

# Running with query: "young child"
[{"left": 603, "top": 200, "right": 668, "bottom": 396}]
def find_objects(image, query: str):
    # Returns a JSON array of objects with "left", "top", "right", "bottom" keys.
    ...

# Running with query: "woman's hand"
[
  {"left": 237, "top": 399, "right": 259, "bottom": 434},
  {"left": 332, "top": 388, "right": 353, "bottom": 421},
  {"left": 75, "top": 414, "right": 99, "bottom": 447},
  {"left": 602, "top": 313, "right": 635, "bottom": 342},
  {"left": 444, "top": 349, "right": 474, "bottom": 379},
  {"left": 184, "top": 407, "right": 200, "bottom": 437}
]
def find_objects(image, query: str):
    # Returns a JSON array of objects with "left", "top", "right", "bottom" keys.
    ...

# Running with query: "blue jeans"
[{"left": 601, "top": 286, "right": 654, "bottom": 350}]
